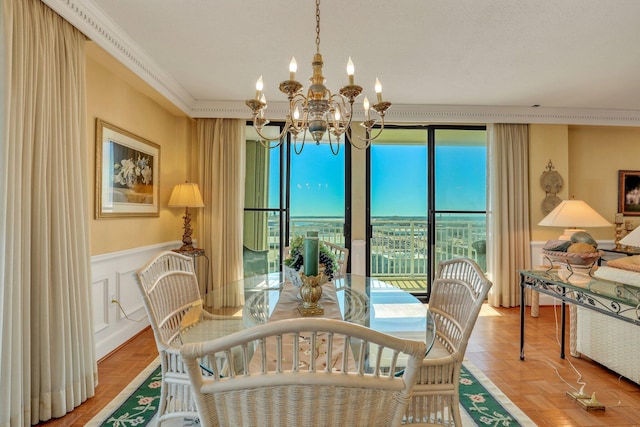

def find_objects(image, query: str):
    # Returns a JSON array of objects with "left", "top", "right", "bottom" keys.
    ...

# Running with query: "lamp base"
[
  {"left": 178, "top": 243, "right": 195, "bottom": 251},
  {"left": 177, "top": 206, "right": 196, "bottom": 251}
]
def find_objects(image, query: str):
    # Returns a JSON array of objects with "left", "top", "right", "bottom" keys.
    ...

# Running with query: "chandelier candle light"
[{"left": 246, "top": 0, "right": 391, "bottom": 155}]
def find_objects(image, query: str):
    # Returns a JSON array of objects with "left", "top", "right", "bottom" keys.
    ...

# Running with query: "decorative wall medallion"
[
  {"left": 541, "top": 160, "right": 563, "bottom": 214},
  {"left": 542, "top": 195, "right": 562, "bottom": 214}
]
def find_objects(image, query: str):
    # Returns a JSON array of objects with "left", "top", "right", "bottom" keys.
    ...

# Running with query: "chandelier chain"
[{"left": 315, "top": 0, "right": 321, "bottom": 54}]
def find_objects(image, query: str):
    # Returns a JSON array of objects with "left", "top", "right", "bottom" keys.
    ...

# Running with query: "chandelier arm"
[
  {"left": 257, "top": 138, "right": 285, "bottom": 150},
  {"left": 293, "top": 131, "right": 306, "bottom": 155},
  {"left": 350, "top": 118, "right": 388, "bottom": 149},
  {"left": 328, "top": 95, "right": 354, "bottom": 139},
  {"left": 327, "top": 132, "right": 341, "bottom": 155},
  {"left": 348, "top": 133, "right": 372, "bottom": 150},
  {"left": 250, "top": 117, "right": 292, "bottom": 145},
  {"left": 287, "top": 95, "right": 309, "bottom": 134}
]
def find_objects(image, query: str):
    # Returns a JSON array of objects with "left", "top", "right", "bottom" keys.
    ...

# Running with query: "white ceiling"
[{"left": 45, "top": 0, "right": 640, "bottom": 125}]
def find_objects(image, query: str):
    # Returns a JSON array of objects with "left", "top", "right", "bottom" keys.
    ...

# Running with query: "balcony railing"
[{"left": 261, "top": 216, "right": 486, "bottom": 291}]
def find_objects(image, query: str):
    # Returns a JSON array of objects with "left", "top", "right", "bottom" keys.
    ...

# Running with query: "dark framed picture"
[
  {"left": 618, "top": 170, "right": 640, "bottom": 216},
  {"left": 95, "top": 119, "right": 160, "bottom": 218}
]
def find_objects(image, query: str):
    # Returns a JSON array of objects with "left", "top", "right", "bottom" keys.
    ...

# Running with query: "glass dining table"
[{"left": 180, "top": 273, "right": 436, "bottom": 373}]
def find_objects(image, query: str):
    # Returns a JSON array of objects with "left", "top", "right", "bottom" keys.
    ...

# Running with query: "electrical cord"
[
  {"left": 111, "top": 299, "right": 146, "bottom": 322},
  {"left": 551, "top": 299, "right": 588, "bottom": 397},
  {"left": 550, "top": 299, "right": 623, "bottom": 408}
]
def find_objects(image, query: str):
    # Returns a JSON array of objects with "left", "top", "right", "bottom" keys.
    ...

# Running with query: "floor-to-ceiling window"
[
  {"left": 243, "top": 125, "right": 286, "bottom": 276},
  {"left": 243, "top": 124, "right": 349, "bottom": 276},
  {"left": 431, "top": 127, "right": 487, "bottom": 274},
  {"left": 288, "top": 141, "right": 347, "bottom": 246},
  {"left": 369, "top": 128, "right": 428, "bottom": 288},
  {"left": 367, "top": 125, "right": 486, "bottom": 301},
  {"left": 243, "top": 123, "right": 486, "bottom": 298}
]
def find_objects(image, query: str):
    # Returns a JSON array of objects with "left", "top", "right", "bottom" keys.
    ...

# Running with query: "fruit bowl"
[{"left": 541, "top": 249, "right": 602, "bottom": 267}]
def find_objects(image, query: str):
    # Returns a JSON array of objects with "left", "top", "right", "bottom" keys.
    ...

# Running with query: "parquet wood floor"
[{"left": 36, "top": 305, "right": 640, "bottom": 426}]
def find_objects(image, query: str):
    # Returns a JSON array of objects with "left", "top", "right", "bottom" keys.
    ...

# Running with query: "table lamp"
[
  {"left": 619, "top": 224, "right": 640, "bottom": 248},
  {"left": 538, "top": 199, "right": 611, "bottom": 240},
  {"left": 168, "top": 182, "right": 205, "bottom": 251}
]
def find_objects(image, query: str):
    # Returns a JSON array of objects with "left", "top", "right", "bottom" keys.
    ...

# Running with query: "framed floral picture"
[
  {"left": 619, "top": 170, "right": 640, "bottom": 216},
  {"left": 95, "top": 119, "right": 160, "bottom": 218}
]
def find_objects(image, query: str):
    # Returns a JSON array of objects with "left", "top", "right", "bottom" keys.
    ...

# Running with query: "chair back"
[
  {"left": 181, "top": 317, "right": 426, "bottom": 427},
  {"left": 136, "top": 250, "right": 202, "bottom": 351},
  {"left": 437, "top": 257, "right": 490, "bottom": 301},
  {"left": 431, "top": 258, "right": 492, "bottom": 359},
  {"left": 323, "top": 241, "right": 349, "bottom": 277},
  {"left": 404, "top": 257, "right": 491, "bottom": 426},
  {"left": 135, "top": 250, "right": 206, "bottom": 423}
]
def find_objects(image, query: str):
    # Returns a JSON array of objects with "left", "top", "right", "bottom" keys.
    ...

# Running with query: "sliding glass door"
[
  {"left": 369, "top": 129, "right": 428, "bottom": 292},
  {"left": 288, "top": 141, "right": 347, "bottom": 246},
  {"left": 243, "top": 124, "right": 349, "bottom": 276},
  {"left": 368, "top": 126, "right": 486, "bottom": 300}
]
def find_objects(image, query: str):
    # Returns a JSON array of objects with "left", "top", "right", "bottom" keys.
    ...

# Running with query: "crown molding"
[
  {"left": 43, "top": 0, "right": 195, "bottom": 114},
  {"left": 192, "top": 100, "right": 640, "bottom": 126},
  {"left": 44, "top": 0, "right": 640, "bottom": 127}
]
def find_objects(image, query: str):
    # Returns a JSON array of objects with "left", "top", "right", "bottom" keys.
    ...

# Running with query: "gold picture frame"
[
  {"left": 618, "top": 170, "right": 640, "bottom": 216},
  {"left": 95, "top": 119, "right": 160, "bottom": 218}
]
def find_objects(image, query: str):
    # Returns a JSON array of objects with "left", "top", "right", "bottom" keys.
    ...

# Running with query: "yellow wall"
[
  {"left": 86, "top": 42, "right": 197, "bottom": 255},
  {"left": 84, "top": 40, "right": 640, "bottom": 253},
  {"left": 530, "top": 124, "right": 640, "bottom": 242}
]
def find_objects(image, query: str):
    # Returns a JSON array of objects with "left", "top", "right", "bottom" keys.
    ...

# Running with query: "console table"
[{"left": 519, "top": 269, "right": 640, "bottom": 360}]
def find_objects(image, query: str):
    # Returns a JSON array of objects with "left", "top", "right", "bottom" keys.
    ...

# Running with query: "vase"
[{"left": 297, "top": 273, "right": 328, "bottom": 316}]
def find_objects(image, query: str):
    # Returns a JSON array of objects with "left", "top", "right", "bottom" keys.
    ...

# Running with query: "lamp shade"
[
  {"left": 538, "top": 199, "right": 611, "bottom": 240},
  {"left": 538, "top": 200, "right": 611, "bottom": 228},
  {"left": 168, "top": 183, "right": 204, "bottom": 208},
  {"left": 619, "top": 226, "right": 640, "bottom": 247}
]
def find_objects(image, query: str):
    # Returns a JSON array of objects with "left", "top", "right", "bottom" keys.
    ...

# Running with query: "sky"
[{"left": 268, "top": 136, "right": 487, "bottom": 217}]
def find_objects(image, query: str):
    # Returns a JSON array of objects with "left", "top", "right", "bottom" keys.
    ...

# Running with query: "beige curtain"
[
  {"left": 0, "top": 0, "right": 97, "bottom": 425},
  {"left": 197, "top": 119, "right": 246, "bottom": 309},
  {"left": 486, "top": 124, "right": 531, "bottom": 307},
  {"left": 244, "top": 140, "right": 269, "bottom": 251}
]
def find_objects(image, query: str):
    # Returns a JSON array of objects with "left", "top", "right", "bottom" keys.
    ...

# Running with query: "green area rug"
[{"left": 87, "top": 358, "right": 536, "bottom": 426}]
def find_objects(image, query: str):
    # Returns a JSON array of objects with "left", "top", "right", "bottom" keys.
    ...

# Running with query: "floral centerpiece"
[{"left": 283, "top": 235, "right": 338, "bottom": 284}]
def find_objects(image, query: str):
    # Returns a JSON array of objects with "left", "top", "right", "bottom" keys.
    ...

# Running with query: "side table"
[{"left": 172, "top": 247, "right": 210, "bottom": 296}]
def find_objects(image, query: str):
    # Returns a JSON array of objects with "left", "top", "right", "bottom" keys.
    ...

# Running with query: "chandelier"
[{"left": 245, "top": 0, "right": 391, "bottom": 155}]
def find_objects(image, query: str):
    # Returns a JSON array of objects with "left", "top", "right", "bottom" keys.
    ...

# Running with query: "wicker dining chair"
[
  {"left": 404, "top": 257, "right": 492, "bottom": 426},
  {"left": 181, "top": 317, "right": 427, "bottom": 427},
  {"left": 323, "top": 241, "right": 349, "bottom": 278},
  {"left": 135, "top": 250, "right": 244, "bottom": 425}
]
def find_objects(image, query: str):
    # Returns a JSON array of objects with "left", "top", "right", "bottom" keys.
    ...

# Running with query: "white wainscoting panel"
[{"left": 91, "top": 241, "right": 180, "bottom": 360}]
